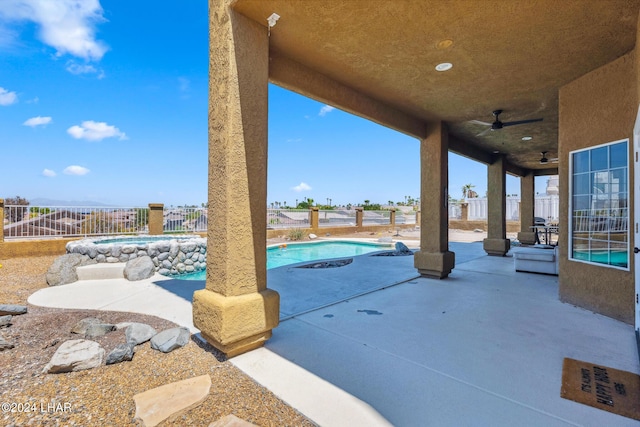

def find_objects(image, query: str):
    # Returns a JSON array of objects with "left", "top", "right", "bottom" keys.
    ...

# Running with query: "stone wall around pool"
[{"left": 66, "top": 236, "right": 206, "bottom": 276}]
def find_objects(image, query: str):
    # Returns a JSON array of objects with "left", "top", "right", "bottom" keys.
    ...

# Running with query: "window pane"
[
  {"left": 610, "top": 168, "right": 627, "bottom": 193},
  {"left": 610, "top": 142, "right": 627, "bottom": 168},
  {"left": 573, "top": 173, "right": 590, "bottom": 195},
  {"left": 573, "top": 151, "right": 589, "bottom": 173},
  {"left": 590, "top": 146, "right": 608, "bottom": 171},
  {"left": 572, "top": 195, "right": 590, "bottom": 211},
  {"left": 609, "top": 242, "right": 628, "bottom": 268},
  {"left": 572, "top": 238, "right": 590, "bottom": 260}
]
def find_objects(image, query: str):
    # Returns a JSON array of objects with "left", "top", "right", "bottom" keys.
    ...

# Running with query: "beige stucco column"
[
  {"left": 390, "top": 208, "right": 396, "bottom": 226},
  {"left": 460, "top": 203, "right": 469, "bottom": 221},
  {"left": 414, "top": 121, "right": 455, "bottom": 278},
  {"left": 148, "top": 203, "right": 164, "bottom": 235},
  {"left": 517, "top": 172, "right": 537, "bottom": 245},
  {"left": 355, "top": 207, "right": 364, "bottom": 228},
  {"left": 193, "top": 2, "right": 279, "bottom": 358},
  {"left": 483, "top": 155, "right": 510, "bottom": 255},
  {"left": 310, "top": 207, "right": 319, "bottom": 230}
]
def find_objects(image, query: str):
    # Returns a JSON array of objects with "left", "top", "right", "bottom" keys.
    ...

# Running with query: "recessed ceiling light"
[
  {"left": 522, "top": 136, "right": 532, "bottom": 141},
  {"left": 493, "top": 150, "right": 500, "bottom": 154},
  {"left": 435, "top": 62, "right": 453, "bottom": 72}
]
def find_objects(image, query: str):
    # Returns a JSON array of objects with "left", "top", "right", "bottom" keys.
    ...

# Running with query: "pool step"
[{"left": 77, "top": 263, "right": 125, "bottom": 280}]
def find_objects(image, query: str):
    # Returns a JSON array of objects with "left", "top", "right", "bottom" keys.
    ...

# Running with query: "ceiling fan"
[
  {"left": 539, "top": 151, "right": 558, "bottom": 164},
  {"left": 472, "top": 109, "right": 543, "bottom": 137}
]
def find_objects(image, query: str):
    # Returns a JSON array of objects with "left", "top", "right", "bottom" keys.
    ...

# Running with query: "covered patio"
[{"left": 200, "top": 0, "right": 640, "bottom": 361}]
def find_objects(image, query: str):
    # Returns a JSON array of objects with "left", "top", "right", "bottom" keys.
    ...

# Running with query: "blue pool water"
[
  {"left": 573, "top": 250, "right": 628, "bottom": 267},
  {"left": 175, "top": 241, "right": 390, "bottom": 280}
]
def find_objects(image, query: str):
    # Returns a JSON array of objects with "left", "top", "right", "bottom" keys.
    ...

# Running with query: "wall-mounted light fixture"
[{"left": 267, "top": 13, "right": 280, "bottom": 36}]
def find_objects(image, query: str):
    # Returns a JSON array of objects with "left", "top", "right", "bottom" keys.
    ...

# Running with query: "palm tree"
[{"left": 462, "top": 183, "right": 475, "bottom": 199}]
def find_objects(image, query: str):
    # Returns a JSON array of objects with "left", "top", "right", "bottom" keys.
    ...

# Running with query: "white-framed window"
[{"left": 569, "top": 139, "right": 629, "bottom": 269}]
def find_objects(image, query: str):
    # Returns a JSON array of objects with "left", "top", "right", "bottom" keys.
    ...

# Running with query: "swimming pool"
[{"left": 174, "top": 240, "right": 391, "bottom": 280}]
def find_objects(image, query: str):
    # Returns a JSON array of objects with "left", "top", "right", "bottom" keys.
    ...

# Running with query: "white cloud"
[
  {"left": 26, "top": 96, "right": 39, "bottom": 104},
  {"left": 319, "top": 105, "right": 335, "bottom": 117},
  {"left": 0, "top": 87, "right": 18, "bottom": 105},
  {"left": 42, "top": 168, "right": 56, "bottom": 177},
  {"left": 67, "top": 120, "right": 127, "bottom": 141},
  {"left": 63, "top": 165, "right": 90, "bottom": 176},
  {"left": 292, "top": 182, "right": 312, "bottom": 192},
  {"left": 0, "top": 0, "right": 109, "bottom": 61},
  {"left": 23, "top": 116, "right": 52, "bottom": 127},
  {"left": 66, "top": 60, "right": 104, "bottom": 78}
]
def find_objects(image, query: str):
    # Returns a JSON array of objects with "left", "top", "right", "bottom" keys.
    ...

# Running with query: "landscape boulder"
[
  {"left": 124, "top": 256, "right": 155, "bottom": 281},
  {"left": 46, "top": 253, "right": 96, "bottom": 286},
  {"left": 71, "top": 317, "right": 103, "bottom": 335},
  {"left": 0, "top": 304, "right": 27, "bottom": 316},
  {"left": 150, "top": 327, "right": 190, "bottom": 353},
  {"left": 126, "top": 323, "right": 157, "bottom": 346},
  {"left": 84, "top": 323, "right": 116, "bottom": 339},
  {"left": 393, "top": 242, "right": 413, "bottom": 255},
  {"left": 106, "top": 343, "right": 135, "bottom": 365},
  {"left": 43, "top": 339, "right": 105, "bottom": 373}
]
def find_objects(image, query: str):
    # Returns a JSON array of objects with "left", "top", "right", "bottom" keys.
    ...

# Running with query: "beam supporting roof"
[{"left": 269, "top": 52, "right": 427, "bottom": 140}]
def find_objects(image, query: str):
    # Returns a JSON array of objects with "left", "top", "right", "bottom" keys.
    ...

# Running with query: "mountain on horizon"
[{"left": 29, "top": 198, "right": 114, "bottom": 207}]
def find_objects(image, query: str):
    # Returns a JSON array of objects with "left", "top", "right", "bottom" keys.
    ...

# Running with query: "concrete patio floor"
[{"left": 29, "top": 241, "right": 640, "bottom": 426}]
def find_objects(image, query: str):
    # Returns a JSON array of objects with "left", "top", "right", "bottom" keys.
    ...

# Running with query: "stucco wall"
[{"left": 558, "top": 51, "right": 637, "bottom": 324}]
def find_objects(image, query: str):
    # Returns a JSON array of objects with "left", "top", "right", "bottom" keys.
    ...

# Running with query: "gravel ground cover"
[{"left": 0, "top": 255, "right": 315, "bottom": 426}]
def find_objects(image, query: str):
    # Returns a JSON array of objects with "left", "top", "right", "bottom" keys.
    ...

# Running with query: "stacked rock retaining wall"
[{"left": 66, "top": 236, "right": 206, "bottom": 276}]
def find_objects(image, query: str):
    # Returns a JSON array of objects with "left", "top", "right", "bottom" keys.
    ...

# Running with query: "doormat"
[{"left": 561, "top": 358, "right": 640, "bottom": 421}]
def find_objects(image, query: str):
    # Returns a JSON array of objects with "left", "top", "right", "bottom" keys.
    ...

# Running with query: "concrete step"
[{"left": 77, "top": 263, "right": 125, "bottom": 280}]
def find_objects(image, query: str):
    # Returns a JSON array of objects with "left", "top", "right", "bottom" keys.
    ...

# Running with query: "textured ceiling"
[{"left": 234, "top": 0, "right": 639, "bottom": 172}]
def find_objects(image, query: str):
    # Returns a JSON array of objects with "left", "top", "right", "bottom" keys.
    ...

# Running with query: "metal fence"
[
  {"left": 363, "top": 210, "right": 391, "bottom": 226},
  {"left": 3, "top": 205, "right": 149, "bottom": 239},
  {"left": 318, "top": 209, "right": 356, "bottom": 227},
  {"left": 163, "top": 207, "right": 207, "bottom": 233},
  {"left": 267, "top": 209, "right": 310, "bottom": 229}
]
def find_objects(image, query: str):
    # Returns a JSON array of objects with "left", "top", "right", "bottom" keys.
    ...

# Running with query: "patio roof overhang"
[{"left": 233, "top": 0, "right": 639, "bottom": 175}]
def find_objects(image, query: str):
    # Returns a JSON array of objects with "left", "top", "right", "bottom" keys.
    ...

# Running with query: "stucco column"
[
  {"left": 355, "top": 207, "right": 364, "bottom": 228},
  {"left": 414, "top": 121, "right": 455, "bottom": 278},
  {"left": 460, "top": 203, "right": 469, "bottom": 221},
  {"left": 390, "top": 208, "right": 396, "bottom": 226},
  {"left": 517, "top": 172, "right": 537, "bottom": 245},
  {"left": 310, "top": 207, "right": 319, "bottom": 230},
  {"left": 148, "top": 203, "right": 164, "bottom": 235},
  {"left": 483, "top": 155, "right": 510, "bottom": 255},
  {"left": 193, "top": 2, "right": 279, "bottom": 358},
  {"left": 0, "top": 199, "right": 4, "bottom": 242}
]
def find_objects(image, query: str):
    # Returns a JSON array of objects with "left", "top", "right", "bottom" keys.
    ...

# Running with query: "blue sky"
[{"left": 0, "top": 1, "right": 544, "bottom": 208}]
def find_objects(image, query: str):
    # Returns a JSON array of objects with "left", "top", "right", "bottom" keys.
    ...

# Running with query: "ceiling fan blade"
[
  {"left": 476, "top": 127, "right": 493, "bottom": 137},
  {"left": 469, "top": 120, "right": 492, "bottom": 126},
  {"left": 502, "top": 118, "right": 543, "bottom": 127}
]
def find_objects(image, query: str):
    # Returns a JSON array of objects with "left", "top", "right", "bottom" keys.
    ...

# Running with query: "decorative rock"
[
  {"left": 42, "top": 339, "right": 105, "bottom": 373},
  {"left": 71, "top": 317, "right": 103, "bottom": 335},
  {"left": 161, "top": 260, "right": 172, "bottom": 270},
  {"left": 157, "top": 252, "right": 170, "bottom": 261},
  {"left": 46, "top": 253, "right": 96, "bottom": 286},
  {"left": 126, "top": 323, "right": 157, "bottom": 346},
  {"left": 308, "top": 233, "right": 318, "bottom": 239},
  {"left": 106, "top": 343, "right": 135, "bottom": 365},
  {"left": 0, "top": 304, "right": 27, "bottom": 316},
  {"left": 209, "top": 414, "right": 258, "bottom": 427},
  {"left": 84, "top": 323, "right": 116, "bottom": 338},
  {"left": 115, "top": 322, "right": 134, "bottom": 330},
  {"left": 106, "top": 256, "right": 120, "bottom": 263},
  {"left": 394, "top": 242, "right": 413, "bottom": 255},
  {"left": 121, "top": 245, "right": 136, "bottom": 254},
  {"left": 134, "top": 374, "right": 211, "bottom": 427},
  {"left": 0, "top": 315, "right": 12, "bottom": 328},
  {"left": 0, "top": 332, "right": 15, "bottom": 351},
  {"left": 150, "top": 327, "right": 190, "bottom": 353},
  {"left": 124, "top": 256, "right": 155, "bottom": 281}
]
